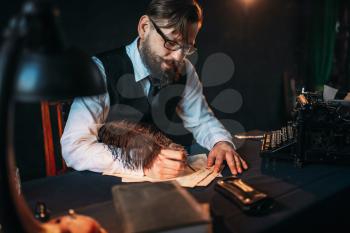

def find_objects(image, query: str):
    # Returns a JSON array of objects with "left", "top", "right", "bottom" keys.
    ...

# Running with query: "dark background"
[{"left": 1, "top": 0, "right": 306, "bottom": 180}]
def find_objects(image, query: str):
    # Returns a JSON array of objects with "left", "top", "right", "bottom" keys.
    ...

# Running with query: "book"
[{"left": 112, "top": 181, "right": 211, "bottom": 233}]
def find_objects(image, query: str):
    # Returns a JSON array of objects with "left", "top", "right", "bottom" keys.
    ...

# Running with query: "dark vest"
[{"left": 96, "top": 47, "right": 193, "bottom": 145}]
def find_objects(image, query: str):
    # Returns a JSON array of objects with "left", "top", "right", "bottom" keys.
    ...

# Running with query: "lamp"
[{"left": 0, "top": 0, "right": 105, "bottom": 232}]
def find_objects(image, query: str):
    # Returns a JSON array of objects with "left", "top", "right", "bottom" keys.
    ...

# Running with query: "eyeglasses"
[{"left": 149, "top": 17, "right": 197, "bottom": 56}]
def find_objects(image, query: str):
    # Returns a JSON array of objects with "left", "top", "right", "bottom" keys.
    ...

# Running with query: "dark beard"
[{"left": 139, "top": 37, "right": 182, "bottom": 87}]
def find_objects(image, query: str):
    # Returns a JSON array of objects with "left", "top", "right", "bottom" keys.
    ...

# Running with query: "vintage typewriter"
[{"left": 260, "top": 91, "right": 350, "bottom": 166}]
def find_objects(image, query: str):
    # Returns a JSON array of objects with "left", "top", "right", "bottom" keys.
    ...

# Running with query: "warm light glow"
[{"left": 242, "top": 0, "right": 255, "bottom": 6}]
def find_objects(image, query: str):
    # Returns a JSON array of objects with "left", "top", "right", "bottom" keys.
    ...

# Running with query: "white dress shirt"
[{"left": 61, "top": 38, "right": 233, "bottom": 175}]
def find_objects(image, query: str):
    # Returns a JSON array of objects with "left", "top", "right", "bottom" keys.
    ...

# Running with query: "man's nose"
[{"left": 170, "top": 49, "right": 185, "bottom": 62}]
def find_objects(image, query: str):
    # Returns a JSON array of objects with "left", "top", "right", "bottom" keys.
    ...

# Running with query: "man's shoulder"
[
  {"left": 183, "top": 58, "right": 198, "bottom": 76},
  {"left": 94, "top": 47, "right": 127, "bottom": 61},
  {"left": 183, "top": 58, "right": 199, "bottom": 81},
  {"left": 183, "top": 58, "right": 194, "bottom": 69}
]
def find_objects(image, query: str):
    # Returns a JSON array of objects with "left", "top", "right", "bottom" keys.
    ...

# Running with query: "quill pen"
[{"left": 98, "top": 121, "right": 187, "bottom": 170}]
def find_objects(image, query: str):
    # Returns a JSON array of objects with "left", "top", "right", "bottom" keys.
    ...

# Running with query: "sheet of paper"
[
  {"left": 196, "top": 165, "right": 223, "bottom": 186},
  {"left": 103, "top": 154, "right": 223, "bottom": 187}
]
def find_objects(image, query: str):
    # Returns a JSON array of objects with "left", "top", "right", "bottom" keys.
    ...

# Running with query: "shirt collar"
[{"left": 125, "top": 37, "right": 150, "bottom": 82}]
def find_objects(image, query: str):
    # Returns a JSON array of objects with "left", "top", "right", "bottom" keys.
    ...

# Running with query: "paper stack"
[{"left": 103, "top": 154, "right": 223, "bottom": 188}]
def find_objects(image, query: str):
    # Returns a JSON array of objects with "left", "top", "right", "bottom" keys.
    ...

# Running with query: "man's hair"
[{"left": 146, "top": 0, "right": 203, "bottom": 40}]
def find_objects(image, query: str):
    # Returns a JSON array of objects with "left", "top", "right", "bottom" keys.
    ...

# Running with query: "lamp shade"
[
  {"left": 0, "top": 0, "right": 106, "bottom": 232},
  {"left": 15, "top": 48, "right": 105, "bottom": 102},
  {"left": 10, "top": 0, "right": 106, "bottom": 102}
]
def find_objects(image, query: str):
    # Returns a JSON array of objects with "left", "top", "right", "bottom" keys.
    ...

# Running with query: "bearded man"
[{"left": 61, "top": 0, "right": 248, "bottom": 179}]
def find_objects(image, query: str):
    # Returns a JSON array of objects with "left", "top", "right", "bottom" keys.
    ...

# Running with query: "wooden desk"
[{"left": 23, "top": 140, "right": 350, "bottom": 233}]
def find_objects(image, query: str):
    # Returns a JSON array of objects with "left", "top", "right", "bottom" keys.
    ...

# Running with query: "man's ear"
[{"left": 138, "top": 15, "right": 150, "bottom": 40}]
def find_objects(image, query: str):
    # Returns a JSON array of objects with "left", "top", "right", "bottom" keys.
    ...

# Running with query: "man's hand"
[
  {"left": 208, "top": 141, "right": 248, "bottom": 175},
  {"left": 144, "top": 149, "right": 186, "bottom": 179}
]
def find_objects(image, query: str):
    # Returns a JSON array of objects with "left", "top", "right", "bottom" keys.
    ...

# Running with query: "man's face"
[{"left": 139, "top": 18, "right": 200, "bottom": 84}]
